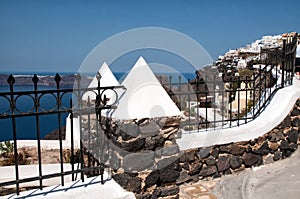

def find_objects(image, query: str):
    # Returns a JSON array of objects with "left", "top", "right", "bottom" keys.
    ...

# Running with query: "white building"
[
  {"left": 112, "top": 56, "right": 181, "bottom": 120},
  {"left": 237, "top": 59, "right": 247, "bottom": 69},
  {"left": 82, "top": 62, "right": 120, "bottom": 101}
]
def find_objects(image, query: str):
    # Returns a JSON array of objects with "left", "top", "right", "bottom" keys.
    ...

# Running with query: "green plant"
[
  {"left": 238, "top": 68, "right": 254, "bottom": 77},
  {"left": 183, "top": 126, "right": 194, "bottom": 131}
]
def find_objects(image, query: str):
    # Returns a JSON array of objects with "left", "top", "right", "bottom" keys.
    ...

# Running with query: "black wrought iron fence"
[
  {"left": 159, "top": 33, "right": 298, "bottom": 131},
  {"left": 0, "top": 73, "right": 124, "bottom": 195}
]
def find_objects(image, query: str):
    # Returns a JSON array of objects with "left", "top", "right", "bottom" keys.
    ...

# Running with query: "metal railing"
[
  {"left": 0, "top": 73, "right": 124, "bottom": 195},
  {"left": 159, "top": 33, "right": 298, "bottom": 131}
]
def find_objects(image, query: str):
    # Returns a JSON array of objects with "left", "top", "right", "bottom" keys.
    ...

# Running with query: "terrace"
[{"left": 0, "top": 33, "right": 298, "bottom": 198}]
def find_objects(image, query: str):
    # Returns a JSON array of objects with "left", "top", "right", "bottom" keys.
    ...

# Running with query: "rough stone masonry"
[
  {"left": 81, "top": 115, "right": 182, "bottom": 199},
  {"left": 177, "top": 98, "right": 300, "bottom": 186},
  {"left": 80, "top": 98, "right": 300, "bottom": 199}
]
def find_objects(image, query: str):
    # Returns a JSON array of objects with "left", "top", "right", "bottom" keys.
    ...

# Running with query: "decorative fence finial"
[
  {"left": 54, "top": 73, "right": 61, "bottom": 89},
  {"left": 7, "top": 74, "right": 15, "bottom": 86}
]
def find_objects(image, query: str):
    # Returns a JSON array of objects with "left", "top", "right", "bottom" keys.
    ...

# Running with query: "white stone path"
[{"left": 0, "top": 164, "right": 135, "bottom": 199}]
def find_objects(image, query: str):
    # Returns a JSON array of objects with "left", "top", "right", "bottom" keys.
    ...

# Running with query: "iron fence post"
[
  {"left": 7, "top": 74, "right": 20, "bottom": 195},
  {"left": 32, "top": 74, "right": 43, "bottom": 190}
]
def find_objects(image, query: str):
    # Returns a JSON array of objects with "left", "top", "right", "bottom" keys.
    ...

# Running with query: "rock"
[
  {"left": 176, "top": 170, "right": 191, "bottom": 185},
  {"left": 162, "top": 144, "right": 179, "bottom": 156},
  {"left": 279, "top": 117, "right": 291, "bottom": 128},
  {"left": 109, "top": 151, "right": 121, "bottom": 170},
  {"left": 179, "top": 154, "right": 185, "bottom": 163},
  {"left": 219, "top": 144, "right": 231, "bottom": 153},
  {"left": 273, "top": 151, "right": 281, "bottom": 161},
  {"left": 211, "top": 148, "right": 219, "bottom": 158},
  {"left": 224, "top": 169, "right": 232, "bottom": 175},
  {"left": 157, "top": 157, "right": 179, "bottom": 170},
  {"left": 199, "top": 166, "right": 217, "bottom": 177},
  {"left": 269, "top": 142, "right": 279, "bottom": 151},
  {"left": 152, "top": 189, "right": 161, "bottom": 199},
  {"left": 213, "top": 173, "right": 222, "bottom": 178},
  {"left": 263, "top": 154, "right": 274, "bottom": 164},
  {"left": 282, "top": 150, "right": 293, "bottom": 158},
  {"left": 268, "top": 131, "right": 285, "bottom": 142},
  {"left": 287, "top": 128, "right": 298, "bottom": 143},
  {"left": 159, "top": 186, "right": 180, "bottom": 197},
  {"left": 135, "top": 193, "right": 152, "bottom": 199},
  {"left": 113, "top": 173, "right": 142, "bottom": 193},
  {"left": 139, "top": 121, "right": 160, "bottom": 137},
  {"left": 230, "top": 144, "right": 245, "bottom": 155},
  {"left": 118, "top": 123, "right": 139, "bottom": 140},
  {"left": 296, "top": 99, "right": 300, "bottom": 106},
  {"left": 158, "top": 117, "right": 168, "bottom": 128},
  {"left": 180, "top": 149, "right": 195, "bottom": 162},
  {"left": 145, "top": 136, "right": 165, "bottom": 150},
  {"left": 121, "top": 138, "right": 145, "bottom": 152},
  {"left": 292, "top": 117, "right": 300, "bottom": 128},
  {"left": 197, "top": 146, "right": 212, "bottom": 159},
  {"left": 219, "top": 144, "right": 244, "bottom": 155},
  {"left": 280, "top": 140, "right": 289, "bottom": 150},
  {"left": 245, "top": 146, "right": 252, "bottom": 153},
  {"left": 257, "top": 136, "right": 266, "bottom": 144},
  {"left": 159, "top": 168, "right": 180, "bottom": 184},
  {"left": 288, "top": 143, "right": 298, "bottom": 152},
  {"left": 291, "top": 108, "right": 300, "bottom": 116},
  {"left": 144, "top": 170, "right": 159, "bottom": 188},
  {"left": 217, "top": 155, "right": 231, "bottom": 172},
  {"left": 123, "top": 152, "right": 155, "bottom": 172},
  {"left": 257, "top": 156, "right": 263, "bottom": 166},
  {"left": 189, "top": 174, "right": 199, "bottom": 182},
  {"left": 140, "top": 189, "right": 160, "bottom": 199},
  {"left": 249, "top": 139, "right": 256, "bottom": 146},
  {"left": 181, "top": 162, "right": 189, "bottom": 170},
  {"left": 241, "top": 153, "right": 260, "bottom": 167},
  {"left": 188, "top": 161, "right": 202, "bottom": 176},
  {"left": 230, "top": 156, "right": 242, "bottom": 170},
  {"left": 205, "top": 156, "right": 217, "bottom": 166},
  {"left": 253, "top": 141, "right": 269, "bottom": 155}
]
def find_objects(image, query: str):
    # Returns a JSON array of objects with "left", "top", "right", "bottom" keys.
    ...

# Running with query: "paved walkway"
[
  {"left": 180, "top": 179, "right": 220, "bottom": 199},
  {"left": 179, "top": 143, "right": 300, "bottom": 199},
  {"left": 212, "top": 147, "right": 300, "bottom": 199},
  {"left": 0, "top": 165, "right": 135, "bottom": 199}
]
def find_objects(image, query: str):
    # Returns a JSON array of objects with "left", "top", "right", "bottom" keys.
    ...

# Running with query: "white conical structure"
[
  {"left": 66, "top": 62, "right": 120, "bottom": 145},
  {"left": 82, "top": 62, "right": 120, "bottom": 101},
  {"left": 112, "top": 56, "right": 181, "bottom": 120}
]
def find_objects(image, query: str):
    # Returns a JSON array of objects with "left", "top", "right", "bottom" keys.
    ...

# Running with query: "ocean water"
[
  {"left": 0, "top": 85, "right": 71, "bottom": 142},
  {"left": 0, "top": 72, "right": 196, "bottom": 142}
]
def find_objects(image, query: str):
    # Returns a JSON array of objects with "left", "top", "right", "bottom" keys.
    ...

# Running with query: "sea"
[{"left": 0, "top": 72, "right": 196, "bottom": 142}]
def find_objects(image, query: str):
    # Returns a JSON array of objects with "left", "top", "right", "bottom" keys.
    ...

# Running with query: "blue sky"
[{"left": 0, "top": 0, "right": 299, "bottom": 73}]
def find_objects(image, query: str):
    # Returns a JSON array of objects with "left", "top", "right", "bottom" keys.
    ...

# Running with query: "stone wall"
[
  {"left": 102, "top": 116, "right": 182, "bottom": 199},
  {"left": 177, "top": 98, "right": 300, "bottom": 184},
  {"left": 80, "top": 99, "right": 300, "bottom": 198}
]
